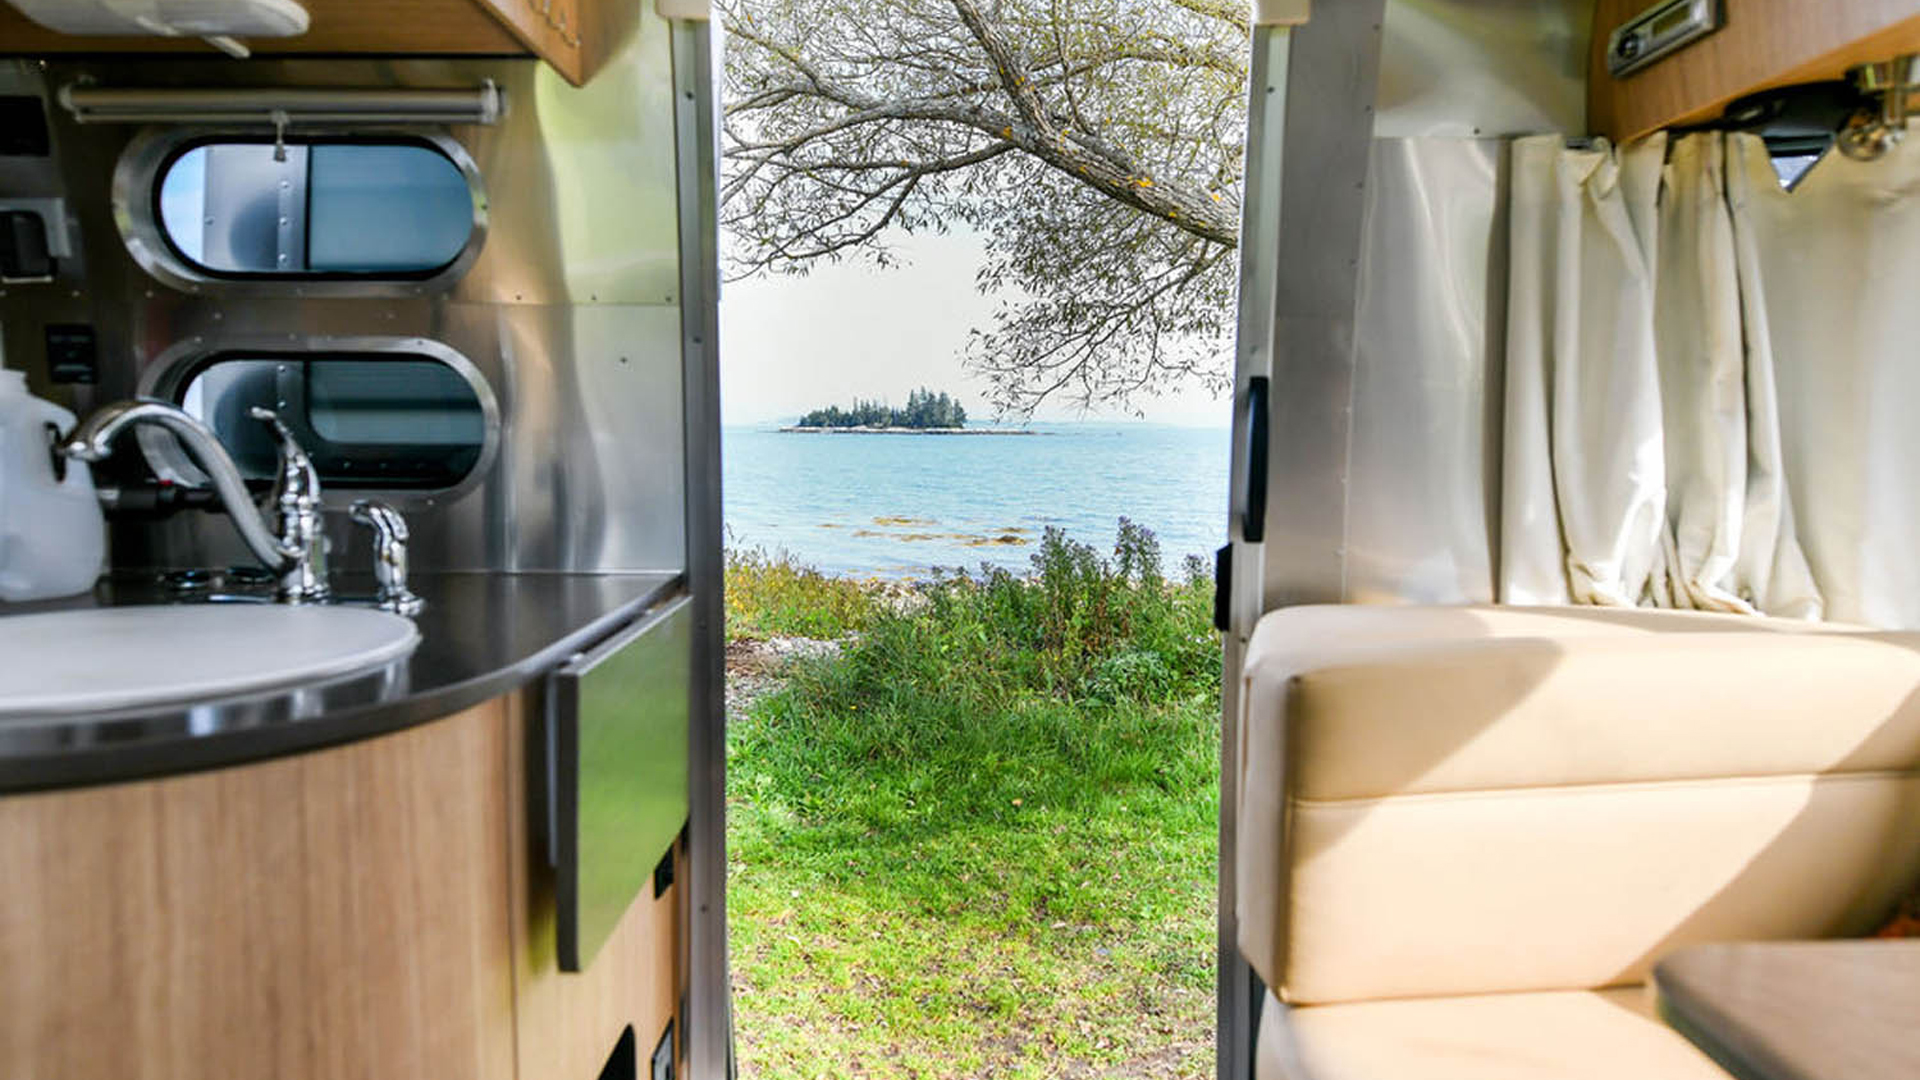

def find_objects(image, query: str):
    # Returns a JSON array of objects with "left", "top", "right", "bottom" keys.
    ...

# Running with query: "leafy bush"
[
  {"left": 725, "top": 547, "right": 881, "bottom": 640},
  {"left": 900, "top": 517, "right": 1217, "bottom": 704},
  {"left": 739, "top": 519, "right": 1219, "bottom": 824}
]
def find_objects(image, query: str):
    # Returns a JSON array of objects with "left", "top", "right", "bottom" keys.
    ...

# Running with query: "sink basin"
[{"left": 0, "top": 605, "right": 420, "bottom": 717}]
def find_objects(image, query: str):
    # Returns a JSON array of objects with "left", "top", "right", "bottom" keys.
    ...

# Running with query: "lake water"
[{"left": 724, "top": 423, "right": 1232, "bottom": 578}]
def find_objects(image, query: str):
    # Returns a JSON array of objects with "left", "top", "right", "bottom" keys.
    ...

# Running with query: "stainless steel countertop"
[{"left": 0, "top": 570, "right": 682, "bottom": 793}]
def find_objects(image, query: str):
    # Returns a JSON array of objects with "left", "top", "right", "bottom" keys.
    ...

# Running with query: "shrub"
[
  {"left": 725, "top": 547, "right": 881, "bottom": 640},
  {"left": 780, "top": 518, "right": 1217, "bottom": 712}
]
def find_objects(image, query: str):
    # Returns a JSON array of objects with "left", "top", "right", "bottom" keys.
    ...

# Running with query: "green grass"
[{"left": 727, "top": 523, "right": 1221, "bottom": 1079}]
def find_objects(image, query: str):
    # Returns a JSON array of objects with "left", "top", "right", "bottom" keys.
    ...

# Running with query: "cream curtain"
[
  {"left": 1500, "top": 131, "right": 1824, "bottom": 620},
  {"left": 1731, "top": 131, "right": 1920, "bottom": 627}
]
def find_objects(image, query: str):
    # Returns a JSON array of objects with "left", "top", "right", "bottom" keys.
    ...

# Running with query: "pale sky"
[{"left": 717, "top": 229, "right": 1233, "bottom": 428}]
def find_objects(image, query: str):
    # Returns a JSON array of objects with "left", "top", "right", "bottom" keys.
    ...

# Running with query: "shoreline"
[{"left": 779, "top": 426, "right": 1038, "bottom": 435}]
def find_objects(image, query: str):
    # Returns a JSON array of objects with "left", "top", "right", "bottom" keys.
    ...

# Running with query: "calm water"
[{"left": 723, "top": 423, "right": 1231, "bottom": 578}]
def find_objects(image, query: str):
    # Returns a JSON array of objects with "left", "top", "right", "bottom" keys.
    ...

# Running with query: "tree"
[
  {"left": 797, "top": 387, "right": 970, "bottom": 428},
  {"left": 721, "top": 0, "right": 1247, "bottom": 414}
]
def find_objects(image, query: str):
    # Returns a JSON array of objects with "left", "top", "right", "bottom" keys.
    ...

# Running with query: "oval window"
[
  {"left": 178, "top": 354, "right": 488, "bottom": 489},
  {"left": 156, "top": 140, "right": 477, "bottom": 277}
]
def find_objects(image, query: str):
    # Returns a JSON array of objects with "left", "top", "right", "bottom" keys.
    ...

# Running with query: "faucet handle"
[
  {"left": 350, "top": 499, "right": 424, "bottom": 616},
  {"left": 249, "top": 406, "right": 321, "bottom": 504}
]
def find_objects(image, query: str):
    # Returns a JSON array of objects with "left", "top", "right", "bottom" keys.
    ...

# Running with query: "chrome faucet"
[
  {"left": 61, "top": 399, "right": 331, "bottom": 604},
  {"left": 251, "top": 407, "right": 330, "bottom": 602}
]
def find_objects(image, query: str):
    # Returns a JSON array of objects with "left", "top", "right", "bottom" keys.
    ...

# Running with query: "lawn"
[{"left": 725, "top": 524, "right": 1222, "bottom": 1079}]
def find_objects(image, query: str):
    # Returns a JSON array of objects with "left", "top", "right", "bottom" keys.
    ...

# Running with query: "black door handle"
[{"left": 1240, "top": 376, "right": 1269, "bottom": 543}]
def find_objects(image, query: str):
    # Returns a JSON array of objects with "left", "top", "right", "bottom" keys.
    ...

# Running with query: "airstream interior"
[
  {"left": 1221, "top": 2, "right": 1920, "bottom": 1079},
  {"left": 0, "top": 2, "right": 726, "bottom": 1078},
  {"left": 2, "top": 1, "right": 1920, "bottom": 1079}
]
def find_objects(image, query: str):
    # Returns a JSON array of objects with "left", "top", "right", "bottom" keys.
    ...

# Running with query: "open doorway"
[{"left": 713, "top": 1, "right": 1246, "bottom": 1075}]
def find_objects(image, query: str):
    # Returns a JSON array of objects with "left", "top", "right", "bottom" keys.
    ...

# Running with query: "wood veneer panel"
[
  {"left": 0, "top": 0, "right": 629, "bottom": 85},
  {"left": 504, "top": 688, "right": 684, "bottom": 1080},
  {"left": 472, "top": 0, "right": 589, "bottom": 85},
  {"left": 1591, "top": 0, "right": 1920, "bottom": 141},
  {"left": 0, "top": 0, "right": 527, "bottom": 56},
  {"left": 0, "top": 699, "right": 519, "bottom": 1080}
]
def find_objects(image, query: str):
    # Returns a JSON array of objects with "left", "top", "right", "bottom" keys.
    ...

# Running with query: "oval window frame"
[
  {"left": 136, "top": 334, "right": 502, "bottom": 504},
  {"left": 114, "top": 127, "right": 490, "bottom": 297}
]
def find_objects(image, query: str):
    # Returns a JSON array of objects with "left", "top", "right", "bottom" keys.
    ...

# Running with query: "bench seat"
[
  {"left": 1259, "top": 987, "right": 1728, "bottom": 1080},
  {"left": 1237, "top": 605, "right": 1920, "bottom": 1079}
]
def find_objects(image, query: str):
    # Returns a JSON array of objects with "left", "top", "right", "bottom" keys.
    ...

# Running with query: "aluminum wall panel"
[
  {"left": 1344, "top": 138, "right": 1507, "bottom": 605},
  {"left": 1377, "top": 0, "right": 1594, "bottom": 138},
  {"left": 1256, "top": 0, "right": 1388, "bottom": 613},
  {"left": 0, "top": 0, "right": 689, "bottom": 574}
]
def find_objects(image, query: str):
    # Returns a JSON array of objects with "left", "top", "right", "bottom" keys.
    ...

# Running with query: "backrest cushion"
[{"left": 1237, "top": 605, "right": 1920, "bottom": 1004}]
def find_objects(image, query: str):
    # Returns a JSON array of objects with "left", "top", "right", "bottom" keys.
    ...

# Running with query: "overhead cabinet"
[
  {"left": 1590, "top": 0, "right": 1920, "bottom": 139},
  {"left": 0, "top": 0, "right": 623, "bottom": 86}
]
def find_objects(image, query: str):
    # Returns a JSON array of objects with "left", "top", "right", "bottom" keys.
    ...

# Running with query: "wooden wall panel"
[
  {"left": 504, "top": 689, "right": 684, "bottom": 1080},
  {"left": 0, "top": 700, "right": 519, "bottom": 1080},
  {"left": 1591, "top": 0, "right": 1920, "bottom": 140}
]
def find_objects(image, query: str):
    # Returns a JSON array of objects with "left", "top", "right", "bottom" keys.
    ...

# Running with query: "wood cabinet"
[
  {"left": 0, "top": 689, "right": 680, "bottom": 1080},
  {"left": 1590, "top": 0, "right": 1920, "bottom": 140},
  {"left": 0, "top": 0, "right": 635, "bottom": 85},
  {"left": 504, "top": 690, "right": 684, "bottom": 1080}
]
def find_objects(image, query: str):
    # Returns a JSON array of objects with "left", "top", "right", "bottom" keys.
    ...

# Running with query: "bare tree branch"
[{"left": 720, "top": 0, "right": 1247, "bottom": 413}]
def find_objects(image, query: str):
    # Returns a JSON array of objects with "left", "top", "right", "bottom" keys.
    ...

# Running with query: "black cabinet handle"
[{"left": 1240, "top": 376, "right": 1269, "bottom": 543}]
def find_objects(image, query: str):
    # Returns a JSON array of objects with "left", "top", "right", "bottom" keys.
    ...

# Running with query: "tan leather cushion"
[
  {"left": 1257, "top": 988, "right": 1728, "bottom": 1080},
  {"left": 1238, "top": 605, "right": 1920, "bottom": 1004}
]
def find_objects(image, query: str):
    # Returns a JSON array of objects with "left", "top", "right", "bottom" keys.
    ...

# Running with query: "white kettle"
[{"left": 0, "top": 370, "right": 105, "bottom": 601}]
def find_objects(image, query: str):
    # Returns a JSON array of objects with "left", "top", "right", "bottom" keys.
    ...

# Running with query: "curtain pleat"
[
  {"left": 1732, "top": 127, "right": 1920, "bottom": 626},
  {"left": 1501, "top": 134, "right": 1670, "bottom": 607},
  {"left": 1722, "top": 136, "right": 1823, "bottom": 620},
  {"left": 1499, "top": 131, "right": 1823, "bottom": 620}
]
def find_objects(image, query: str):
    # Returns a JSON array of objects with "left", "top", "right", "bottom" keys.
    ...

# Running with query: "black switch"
[
  {"left": 0, "top": 97, "right": 50, "bottom": 157},
  {"left": 0, "top": 210, "right": 52, "bottom": 281},
  {"left": 45, "top": 324, "right": 98, "bottom": 385}
]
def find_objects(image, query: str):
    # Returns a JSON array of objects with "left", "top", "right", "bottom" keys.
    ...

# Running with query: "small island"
[{"left": 783, "top": 388, "right": 1034, "bottom": 435}]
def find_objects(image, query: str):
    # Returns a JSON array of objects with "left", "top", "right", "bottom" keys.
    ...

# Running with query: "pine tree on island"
[{"left": 796, "top": 388, "right": 969, "bottom": 431}]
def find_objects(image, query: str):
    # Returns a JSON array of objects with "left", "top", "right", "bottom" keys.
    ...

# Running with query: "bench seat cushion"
[
  {"left": 1238, "top": 605, "right": 1920, "bottom": 1004},
  {"left": 1257, "top": 988, "right": 1727, "bottom": 1080}
]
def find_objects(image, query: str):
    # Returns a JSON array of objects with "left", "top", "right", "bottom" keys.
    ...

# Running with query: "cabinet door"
[
  {"left": 472, "top": 0, "right": 594, "bottom": 84},
  {"left": 507, "top": 663, "right": 684, "bottom": 1080},
  {"left": 0, "top": 699, "right": 519, "bottom": 1080},
  {"left": 1591, "top": 0, "right": 1920, "bottom": 139},
  {"left": 550, "top": 595, "right": 693, "bottom": 972}
]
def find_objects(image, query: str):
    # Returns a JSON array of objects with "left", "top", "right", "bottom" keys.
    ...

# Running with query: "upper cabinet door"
[
  {"left": 0, "top": 0, "right": 625, "bottom": 86},
  {"left": 1591, "top": 0, "right": 1920, "bottom": 140}
]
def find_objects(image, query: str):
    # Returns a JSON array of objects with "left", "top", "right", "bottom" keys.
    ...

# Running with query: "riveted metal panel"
[{"left": 0, "top": 2, "right": 690, "bottom": 575}]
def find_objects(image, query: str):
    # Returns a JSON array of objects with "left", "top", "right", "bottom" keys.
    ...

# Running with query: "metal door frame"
[{"left": 1220, "top": 5, "right": 1387, "bottom": 1078}]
